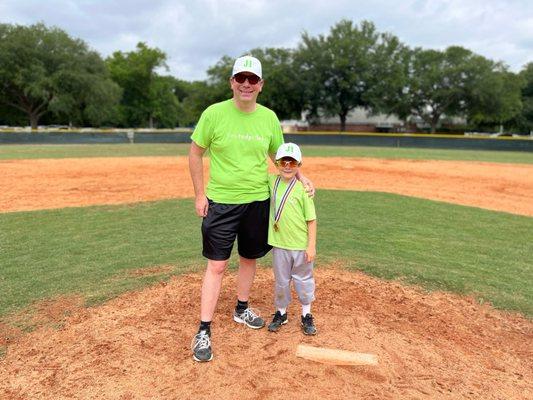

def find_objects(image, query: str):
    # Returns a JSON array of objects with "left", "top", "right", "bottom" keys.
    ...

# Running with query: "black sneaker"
[
  {"left": 301, "top": 313, "right": 317, "bottom": 335},
  {"left": 191, "top": 330, "right": 213, "bottom": 362},
  {"left": 268, "top": 311, "right": 288, "bottom": 332},
  {"left": 233, "top": 307, "right": 265, "bottom": 329}
]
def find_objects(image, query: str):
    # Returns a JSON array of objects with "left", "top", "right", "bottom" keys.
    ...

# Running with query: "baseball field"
[{"left": 0, "top": 143, "right": 532, "bottom": 399}]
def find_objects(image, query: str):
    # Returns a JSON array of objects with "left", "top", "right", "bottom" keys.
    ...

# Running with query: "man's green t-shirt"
[
  {"left": 267, "top": 174, "right": 316, "bottom": 251},
  {"left": 191, "top": 99, "right": 284, "bottom": 204}
]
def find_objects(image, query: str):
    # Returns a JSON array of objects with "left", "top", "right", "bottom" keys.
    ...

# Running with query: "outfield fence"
[{"left": 0, "top": 130, "right": 532, "bottom": 151}]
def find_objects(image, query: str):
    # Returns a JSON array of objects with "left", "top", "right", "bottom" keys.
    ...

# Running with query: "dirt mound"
[
  {"left": 1, "top": 267, "right": 531, "bottom": 399},
  {"left": 2, "top": 156, "right": 533, "bottom": 216}
]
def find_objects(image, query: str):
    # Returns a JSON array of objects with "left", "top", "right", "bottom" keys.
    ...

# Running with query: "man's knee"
[
  {"left": 207, "top": 259, "right": 228, "bottom": 275},
  {"left": 239, "top": 256, "right": 257, "bottom": 269}
]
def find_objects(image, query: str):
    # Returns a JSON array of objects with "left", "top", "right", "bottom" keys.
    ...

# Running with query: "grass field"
[
  {"left": 1, "top": 143, "right": 533, "bottom": 163},
  {"left": 1, "top": 144, "right": 532, "bottom": 323},
  {"left": 1, "top": 191, "right": 532, "bottom": 319}
]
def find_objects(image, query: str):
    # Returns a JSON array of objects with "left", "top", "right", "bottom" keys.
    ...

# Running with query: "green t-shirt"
[
  {"left": 267, "top": 174, "right": 316, "bottom": 250},
  {"left": 191, "top": 99, "right": 284, "bottom": 204}
]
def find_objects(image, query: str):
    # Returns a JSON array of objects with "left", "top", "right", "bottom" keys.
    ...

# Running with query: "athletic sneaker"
[
  {"left": 301, "top": 313, "right": 317, "bottom": 335},
  {"left": 268, "top": 311, "right": 288, "bottom": 332},
  {"left": 233, "top": 307, "right": 265, "bottom": 329},
  {"left": 191, "top": 330, "right": 213, "bottom": 362}
]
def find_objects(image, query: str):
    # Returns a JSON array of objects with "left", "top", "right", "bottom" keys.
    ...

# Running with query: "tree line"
[{"left": 1, "top": 20, "right": 532, "bottom": 133}]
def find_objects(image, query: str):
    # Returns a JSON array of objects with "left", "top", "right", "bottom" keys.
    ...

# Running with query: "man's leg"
[
  {"left": 232, "top": 199, "right": 271, "bottom": 329},
  {"left": 236, "top": 256, "right": 256, "bottom": 302},
  {"left": 233, "top": 255, "right": 265, "bottom": 329},
  {"left": 192, "top": 259, "right": 228, "bottom": 363},
  {"left": 200, "top": 259, "right": 229, "bottom": 321}
]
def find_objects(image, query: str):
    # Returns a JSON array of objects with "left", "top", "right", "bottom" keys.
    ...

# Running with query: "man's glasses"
[
  {"left": 275, "top": 159, "right": 300, "bottom": 168},
  {"left": 233, "top": 73, "right": 261, "bottom": 85}
]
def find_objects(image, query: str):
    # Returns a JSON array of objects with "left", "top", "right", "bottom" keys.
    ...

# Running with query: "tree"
[
  {"left": 467, "top": 69, "right": 523, "bottom": 132},
  {"left": 173, "top": 79, "right": 213, "bottom": 127},
  {"left": 0, "top": 23, "right": 121, "bottom": 129},
  {"left": 507, "top": 63, "right": 533, "bottom": 133},
  {"left": 149, "top": 75, "right": 181, "bottom": 128},
  {"left": 296, "top": 20, "right": 407, "bottom": 131},
  {"left": 106, "top": 42, "right": 177, "bottom": 127},
  {"left": 401, "top": 46, "right": 522, "bottom": 133}
]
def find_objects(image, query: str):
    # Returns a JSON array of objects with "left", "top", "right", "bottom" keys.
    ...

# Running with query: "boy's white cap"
[
  {"left": 232, "top": 55, "right": 262, "bottom": 78},
  {"left": 276, "top": 142, "right": 302, "bottom": 162}
]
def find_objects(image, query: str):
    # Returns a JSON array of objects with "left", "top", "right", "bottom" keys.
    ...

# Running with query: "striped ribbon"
[{"left": 272, "top": 176, "right": 297, "bottom": 230}]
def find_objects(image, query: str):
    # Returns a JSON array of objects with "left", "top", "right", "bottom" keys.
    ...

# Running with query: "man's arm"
[
  {"left": 189, "top": 142, "right": 208, "bottom": 217},
  {"left": 296, "top": 170, "right": 315, "bottom": 197},
  {"left": 306, "top": 219, "right": 317, "bottom": 263}
]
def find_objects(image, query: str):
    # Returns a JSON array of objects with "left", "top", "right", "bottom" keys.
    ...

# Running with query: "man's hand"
[
  {"left": 299, "top": 174, "right": 315, "bottom": 197},
  {"left": 195, "top": 195, "right": 208, "bottom": 217},
  {"left": 305, "top": 245, "right": 316, "bottom": 263}
]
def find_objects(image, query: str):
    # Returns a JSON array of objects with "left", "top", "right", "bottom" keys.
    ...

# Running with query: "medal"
[{"left": 272, "top": 176, "right": 297, "bottom": 232}]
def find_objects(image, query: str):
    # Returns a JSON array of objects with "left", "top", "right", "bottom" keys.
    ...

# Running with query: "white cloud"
[{"left": 1, "top": 0, "right": 531, "bottom": 80}]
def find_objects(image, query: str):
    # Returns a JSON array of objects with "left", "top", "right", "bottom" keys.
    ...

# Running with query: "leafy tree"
[
  {"left": 174, "top": 79, "right": 213, "bottom": 127},
  {"left": 467, "top": 69, "right": 523, "bottom": 132},
  {"left": 401, "top": 46, "right": 522, "bottom": 133},
  {"left": 149, "top": 75, "right": 181, "bottom": 128},
  {"left": 0, "top": 23, "right": 121, "bottom": 129},
  {"left": 107, "top": 42, "right": 178, "bottom": 127},
  {"left": 508, "top": 63, "right": 533, "bottom": 133},
  {"left": 296, "top": 20, "right": 407, "bottom": 131}
]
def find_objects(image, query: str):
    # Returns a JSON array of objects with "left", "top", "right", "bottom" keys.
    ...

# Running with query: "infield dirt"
[
  {"left": 1, "top": 156, "right": 532, "bottom": 215},
  {"left": 1, "top": 156, "right": 532, "bottom": 399},
  {"left": 1, "top": 268, "right": 531, "bottom": 399}
]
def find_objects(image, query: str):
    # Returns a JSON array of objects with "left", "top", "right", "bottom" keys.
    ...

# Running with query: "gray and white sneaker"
[
  {"left": 233, "top": 308, "right": 265, "bottom": 329},
  {"left": 191, "top": 330, "right": 213, "bottom": 362}
]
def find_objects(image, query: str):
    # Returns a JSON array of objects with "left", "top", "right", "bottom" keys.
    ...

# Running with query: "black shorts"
[{"left": 201, "top": 198, "right": 272, "bottom": 261}]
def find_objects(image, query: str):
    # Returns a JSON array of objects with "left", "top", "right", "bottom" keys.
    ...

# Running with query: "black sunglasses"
[{"left": 233, "top": 73, "right": 261, "bottom": 85}]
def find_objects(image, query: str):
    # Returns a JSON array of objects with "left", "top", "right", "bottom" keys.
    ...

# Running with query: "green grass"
[
  {"left": 1, "top": 191, "right": 531, "bottom": 319},
  {"left": 0, "top": 143, "right": 532, "bottom": 163},
  {"left": 301, "top": 145, "right": 533, "bottom": 163},
  {"left": 0, "top": 143, "right": 190, "bottom": 160}
]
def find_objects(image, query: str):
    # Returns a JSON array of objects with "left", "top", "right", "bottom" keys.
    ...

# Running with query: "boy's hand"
[{"left": 305, "top": 246, "right": 316, "bottom": 263}]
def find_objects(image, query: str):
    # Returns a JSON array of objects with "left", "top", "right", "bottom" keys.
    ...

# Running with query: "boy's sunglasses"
[
  {"left": 233, "top": 73, "right": 261, "bottom": 85},
  {"left": 275, "top": 159, "right": 300, "bottom": 168}
]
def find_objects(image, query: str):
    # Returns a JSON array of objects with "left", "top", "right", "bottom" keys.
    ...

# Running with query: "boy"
[{"left": 267, "top": 143, "right": 317, "bottom": 335}]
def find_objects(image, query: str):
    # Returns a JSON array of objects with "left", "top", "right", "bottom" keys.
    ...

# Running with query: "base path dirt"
[
  {"left": 1, "top": 267, "right": 531, "bottom": 399},
  {"left": 1, "top": 156, "right": 532, "bottom": 215}
]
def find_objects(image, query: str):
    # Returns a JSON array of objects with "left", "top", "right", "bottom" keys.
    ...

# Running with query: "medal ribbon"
[{"left": 272, "top": 176, "right": 297, "bottom": 228}]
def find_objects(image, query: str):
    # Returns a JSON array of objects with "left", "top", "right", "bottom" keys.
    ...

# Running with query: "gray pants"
[{"left": 272, "top": 247, "right": 315, "bottom": 309}]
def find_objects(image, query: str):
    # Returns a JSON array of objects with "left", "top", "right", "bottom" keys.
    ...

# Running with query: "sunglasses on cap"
[
  {"left": 233, "top": 73, "right": 261, "bottom": 85},
  {"left": 275, "top": 158, "right": 300, "bottom": 168}
]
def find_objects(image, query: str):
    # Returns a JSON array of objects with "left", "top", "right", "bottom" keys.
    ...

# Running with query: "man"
[{"left": 188, "top": 55, "right": 312, "bottom": 362}]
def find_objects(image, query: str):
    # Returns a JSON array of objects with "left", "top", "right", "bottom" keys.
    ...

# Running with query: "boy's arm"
[{"left": 306, "top": 219, "right": 317, "bottom": 263}]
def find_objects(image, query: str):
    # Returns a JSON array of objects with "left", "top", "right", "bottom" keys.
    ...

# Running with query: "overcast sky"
[{"left": 1, "top": 0, "right": 532, "bottom": 81}]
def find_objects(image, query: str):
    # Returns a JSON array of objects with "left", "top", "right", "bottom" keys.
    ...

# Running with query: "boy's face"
[{"left": 275, "top": 157, "right": 300, "bottom": 180}]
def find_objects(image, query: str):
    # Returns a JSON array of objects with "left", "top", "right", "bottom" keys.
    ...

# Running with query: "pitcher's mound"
[{"left": 1, "top": 267, "right": 531, "bottom": 399}]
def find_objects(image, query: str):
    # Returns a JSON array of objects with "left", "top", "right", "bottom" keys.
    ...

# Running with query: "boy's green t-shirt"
[
  {"left": 191, "top": 99, "right": 284, "bottom": 204},
  {"left": 267, "top": 174, "right": 316, "bottom": 251}
]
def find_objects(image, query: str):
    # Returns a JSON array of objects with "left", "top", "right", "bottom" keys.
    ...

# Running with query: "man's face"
[{"left": 229, "top": 72, "right": 263, "bottom": 103}]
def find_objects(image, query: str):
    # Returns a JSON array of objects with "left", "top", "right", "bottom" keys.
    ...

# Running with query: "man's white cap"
[
  {"left": 232, "top": 55, "right": 262, "bottom": 79},
  {"left": 275, "top": 142, "right": 302, "bottom": 163}
]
